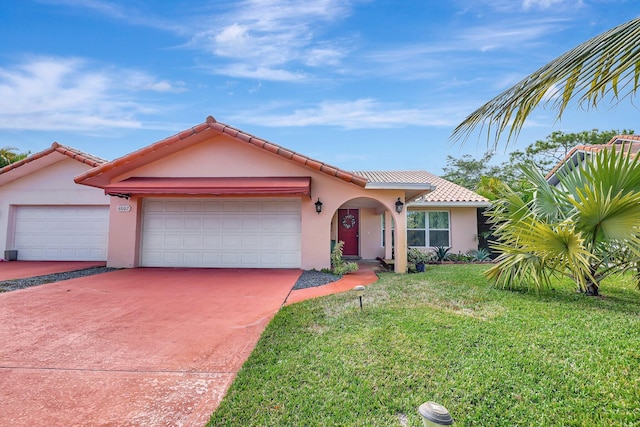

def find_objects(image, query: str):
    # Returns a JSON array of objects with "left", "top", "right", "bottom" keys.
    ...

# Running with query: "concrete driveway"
[
  {"left": 0, "top": 261, "right": 106, "bottom": 280},
  {"left": 0, "top": 267, "right": 300, "bottom": 426}
]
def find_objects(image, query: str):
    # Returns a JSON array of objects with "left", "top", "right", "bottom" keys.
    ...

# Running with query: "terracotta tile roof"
[
  {"left": 546, "top": 135, "right": 640, "bottom": 180},
  {"left": 0, "top": 142, "right": 106, "bottom": 176},
  {"left": 353, "top": 170, "right": 489, "bottom": 205},
  {"left": 609, "top": 134, "right": 640, "bottom": 144},
  {"left": 352, "top": 170, "right": 434, "bottom": 184},
  {"left": 75, "top": 116, "right": 369, "bottom": 188}
]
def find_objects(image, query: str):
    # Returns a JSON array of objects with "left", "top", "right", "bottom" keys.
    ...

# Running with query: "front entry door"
[{"left": 338, "top": 209, "right": 359, "bottom": 256}]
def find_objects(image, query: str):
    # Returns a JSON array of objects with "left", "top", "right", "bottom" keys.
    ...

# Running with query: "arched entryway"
[{"left": 331, "top": 197, "right": 402, "bottom": 268}]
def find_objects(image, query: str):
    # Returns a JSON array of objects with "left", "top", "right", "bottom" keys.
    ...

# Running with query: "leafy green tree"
[
  {"left": 0, "top": 146, "right": 29, "bottom": 168},
  {"left": 441, "top": 152, "right": 498, "bottom": 190},
  {"left": 443, "top": 129, "right": 633, "bottom": 197},
  {"left": 486, "top": 146, "right": 640, "bottom": 296},
  {"left": 452, "top": 17, "right": 640, "bottom": 146}
]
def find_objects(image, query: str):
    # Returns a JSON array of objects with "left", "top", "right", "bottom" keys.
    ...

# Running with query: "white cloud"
[
  {"left": 231, "top": 98, "right": 470, "bottom": 129},
  {"left": 457, "top": 19, "right": 568, "bottom": 52},
  {"left": 212, "top": 64, "right": 308, "bottom": 81},
  {"left": 0, "top": 57, "right": 184, "bottom": 131},
  {"left": 522, "top": 0, "right": 580, "bottom": 10},
  {"left": 189, "top": 0, "right": 353, "bottom": 80}
]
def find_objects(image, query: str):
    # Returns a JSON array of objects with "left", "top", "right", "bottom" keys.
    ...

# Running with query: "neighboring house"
[
  {"left": 546, "top": 134, "right": 640, "bottom": 186},
  {"left": 1, "top": 116, "right": 488, "bottom": 272},
  {"left": 0, "top": 143, "right": 110, "bottom": 261}
]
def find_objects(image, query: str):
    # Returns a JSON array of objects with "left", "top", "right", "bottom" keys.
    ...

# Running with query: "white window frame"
[{"left": 407, "top": 210, "right": 451, "bottom": 248}]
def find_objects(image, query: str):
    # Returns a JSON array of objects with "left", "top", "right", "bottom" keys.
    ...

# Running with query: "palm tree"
[
  {"left": 0, "top": 146, "right": 28, "bottom": 168},
  {"left": 485, "top": 146, "right": 640, "bottom": 295},
  {"left": 452, "top": 17, "right": 640, "bottom": 146}
]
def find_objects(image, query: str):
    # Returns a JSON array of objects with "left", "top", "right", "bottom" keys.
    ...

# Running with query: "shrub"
[
  {"left": 468, "top": 248, "right": 492, "bottom": 262},
  {"left": 432, "top": 246, "right": 451, "bottom": 263},
  {"left": 407, "top": 248, "right": 430, "bottom": 265},
  {"left": 330, "top": 241, "right": 359, "bottom": 275}
]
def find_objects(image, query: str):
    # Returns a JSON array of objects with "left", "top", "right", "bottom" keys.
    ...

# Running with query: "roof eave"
[
  {"left": 364, "top": 182, "right": 434, "bottom": 191},
  {"left": 408, "top": 201, "right": 491, "bottom": 208},
  {"left": 1, "top": 143, "right": 105, "bottom": 187}
]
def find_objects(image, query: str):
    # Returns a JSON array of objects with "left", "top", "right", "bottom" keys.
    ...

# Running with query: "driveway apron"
[
  {"left": 0, "top": 268, "right": 300, "bottom": 426},
  {"left": 0, "top": 261, "right": 106, "bottom": 281}
]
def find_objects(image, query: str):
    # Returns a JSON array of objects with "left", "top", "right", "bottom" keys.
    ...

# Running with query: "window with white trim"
[{"left": 407, "top": 211, "right": 450, "bottom": 247}]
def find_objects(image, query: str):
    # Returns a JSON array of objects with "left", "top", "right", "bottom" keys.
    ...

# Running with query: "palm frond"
[
  {"left": 568, "top": 186, "right": 640, "bottom": 249},
  {"left": 518, "top": 163, "right": 568, "bottom": 220},
  {"left": 451, "top": 17, "right": 640, "bottom": 147},
  {"left": 487, "top": 216, "right": 594, "bottom": 292}
]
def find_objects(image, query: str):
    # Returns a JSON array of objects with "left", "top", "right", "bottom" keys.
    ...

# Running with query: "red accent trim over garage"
[{"left": 104, "top": 177, "right": 312, "bottom": 197}]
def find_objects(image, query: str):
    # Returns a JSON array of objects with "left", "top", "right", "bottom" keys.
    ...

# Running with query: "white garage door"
[
  {"left": 13, "top": 206, "right": 109, "bottom": 261},
  {"left": 140, "top": 198, "right": 301, "bottom": 268}
]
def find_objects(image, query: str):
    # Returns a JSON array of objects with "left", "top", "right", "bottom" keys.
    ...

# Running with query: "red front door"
[{"left": 337, "top": 209, "right": 359, "bottom": 256}]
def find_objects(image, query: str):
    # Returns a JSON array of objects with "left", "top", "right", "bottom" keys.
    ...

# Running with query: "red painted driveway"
[
  {"left": 0, "top": 268, "right": 300, "bottom": 426},
  {"left": 0, "top": 261, "right": 106, "bottom": 281}
]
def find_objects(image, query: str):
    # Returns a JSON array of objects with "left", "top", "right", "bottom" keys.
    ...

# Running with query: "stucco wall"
[
  {"left": 358, "top": 208, "right": 385, "bottom": 260},
  {"left": 449, "top": 207, "right": 480, "bottom": 255},
  {"left": 0, "top": 158, "right": 110, "bottom": 255},
  {"left": 105, "top": 135, "right": 407, "bottom": 271}
]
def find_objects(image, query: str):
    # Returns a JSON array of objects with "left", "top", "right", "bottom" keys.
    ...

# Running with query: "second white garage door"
[
  {"left": 13, "top": 205, "right": 109, "bottom": 261},
  {"left": 140, "top": 198, "right": 301, "bottom": 268}
]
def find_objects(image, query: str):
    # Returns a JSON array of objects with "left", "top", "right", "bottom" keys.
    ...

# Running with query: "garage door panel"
[
  {"left": 165, "top": 218, "right": 184, "bottom": 229},
  {"left": 242, "top": 217, "right": 260, "bottom": 229},
  {"left": 222, "top": 235, "right": 241, "bottom": 248},
  {"left": 203, "top": 201, "right": 222, "bottom": 212},
  {"left": 202, "top": 252, "right": 221, "bottom": 264},
  {"left": 221, "top": 252, "right": 240, "bottom": 265},
  {"left": 242, "top": 201, "right": 261, "bottom": 212},
  {"left": 223, "top": 201, "right": 242, "bottom": 212},
  {"left": 13, "top": 206, "right": 109, "bottom": 261},
  {"left": 141, "top": 198, "right": 301, "bottom": 268},
  {"left": 184, "top": 218, "right": 202, "bottom": 229},
  {"left": 222, "top": 218, "right": 242, "bottom": 230},
  {"left": 280, "top": 235, "right": 301, "bottom": 250},
  {"left": 203, "top": 217, "right": 221, "bottom": 229},
  {"left": 202, "top": 235, "right": 222, "bottom": 247},
  {"left": 242, "top": 235, "right": 260, "bottom": 247},
  {"left": 183, "top": 235, "right": 202, "bottom": 246},
  {"left": 280, "top": 252, "right": 300, "bottom": 265}
]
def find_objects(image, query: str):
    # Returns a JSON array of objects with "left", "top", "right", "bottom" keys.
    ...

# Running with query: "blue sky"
[{"left": 1, "top": 0, "right": 639, "bottom": 173}]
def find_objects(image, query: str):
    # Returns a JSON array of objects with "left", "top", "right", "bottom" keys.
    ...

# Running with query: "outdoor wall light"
[
  {"left": 315, "top": 198, "right": 323, "bottom": 214},
  {"left": 354, "top": 285, "right": 366, "bottom": 311},
  {"left": 395, "top": 197, "right": 404, "bottom": 213},
  {"left": 418, "top": 401, "right": 454, "bottom": 426}
]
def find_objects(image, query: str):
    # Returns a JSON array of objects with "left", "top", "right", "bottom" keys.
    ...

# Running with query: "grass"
[{"left": 207, "top": 264, "right": 640, "bottom": 426}]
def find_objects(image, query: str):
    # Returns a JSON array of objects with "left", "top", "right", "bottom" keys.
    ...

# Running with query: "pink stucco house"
[
  {"left": 0, "top": 143, "right": 110, "bottom": 261},
  {"left": 0, "top": 116, "right": 488, "bottom": 272}
]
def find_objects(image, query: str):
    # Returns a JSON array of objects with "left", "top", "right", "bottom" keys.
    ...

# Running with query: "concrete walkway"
[{"left": 285, "top": 260, "right": 381, "bottom": 305}]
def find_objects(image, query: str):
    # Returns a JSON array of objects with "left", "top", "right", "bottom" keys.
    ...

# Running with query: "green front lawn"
[{"left": 208, "top": 264, "right": 640, "bottom": 426}]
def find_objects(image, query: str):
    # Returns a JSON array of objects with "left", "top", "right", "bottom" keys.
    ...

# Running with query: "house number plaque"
[{"left": 117, "top": 205, "right": 131, "bottom": 212}]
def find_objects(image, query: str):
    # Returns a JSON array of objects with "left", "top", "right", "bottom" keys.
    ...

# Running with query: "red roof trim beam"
[{"left": 104, "top": 177, "right": 312, "bottom": 198}]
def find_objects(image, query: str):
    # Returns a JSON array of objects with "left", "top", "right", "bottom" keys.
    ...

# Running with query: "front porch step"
[{"left": 377, "top": 257, "right": 395, "bottom": 270}]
